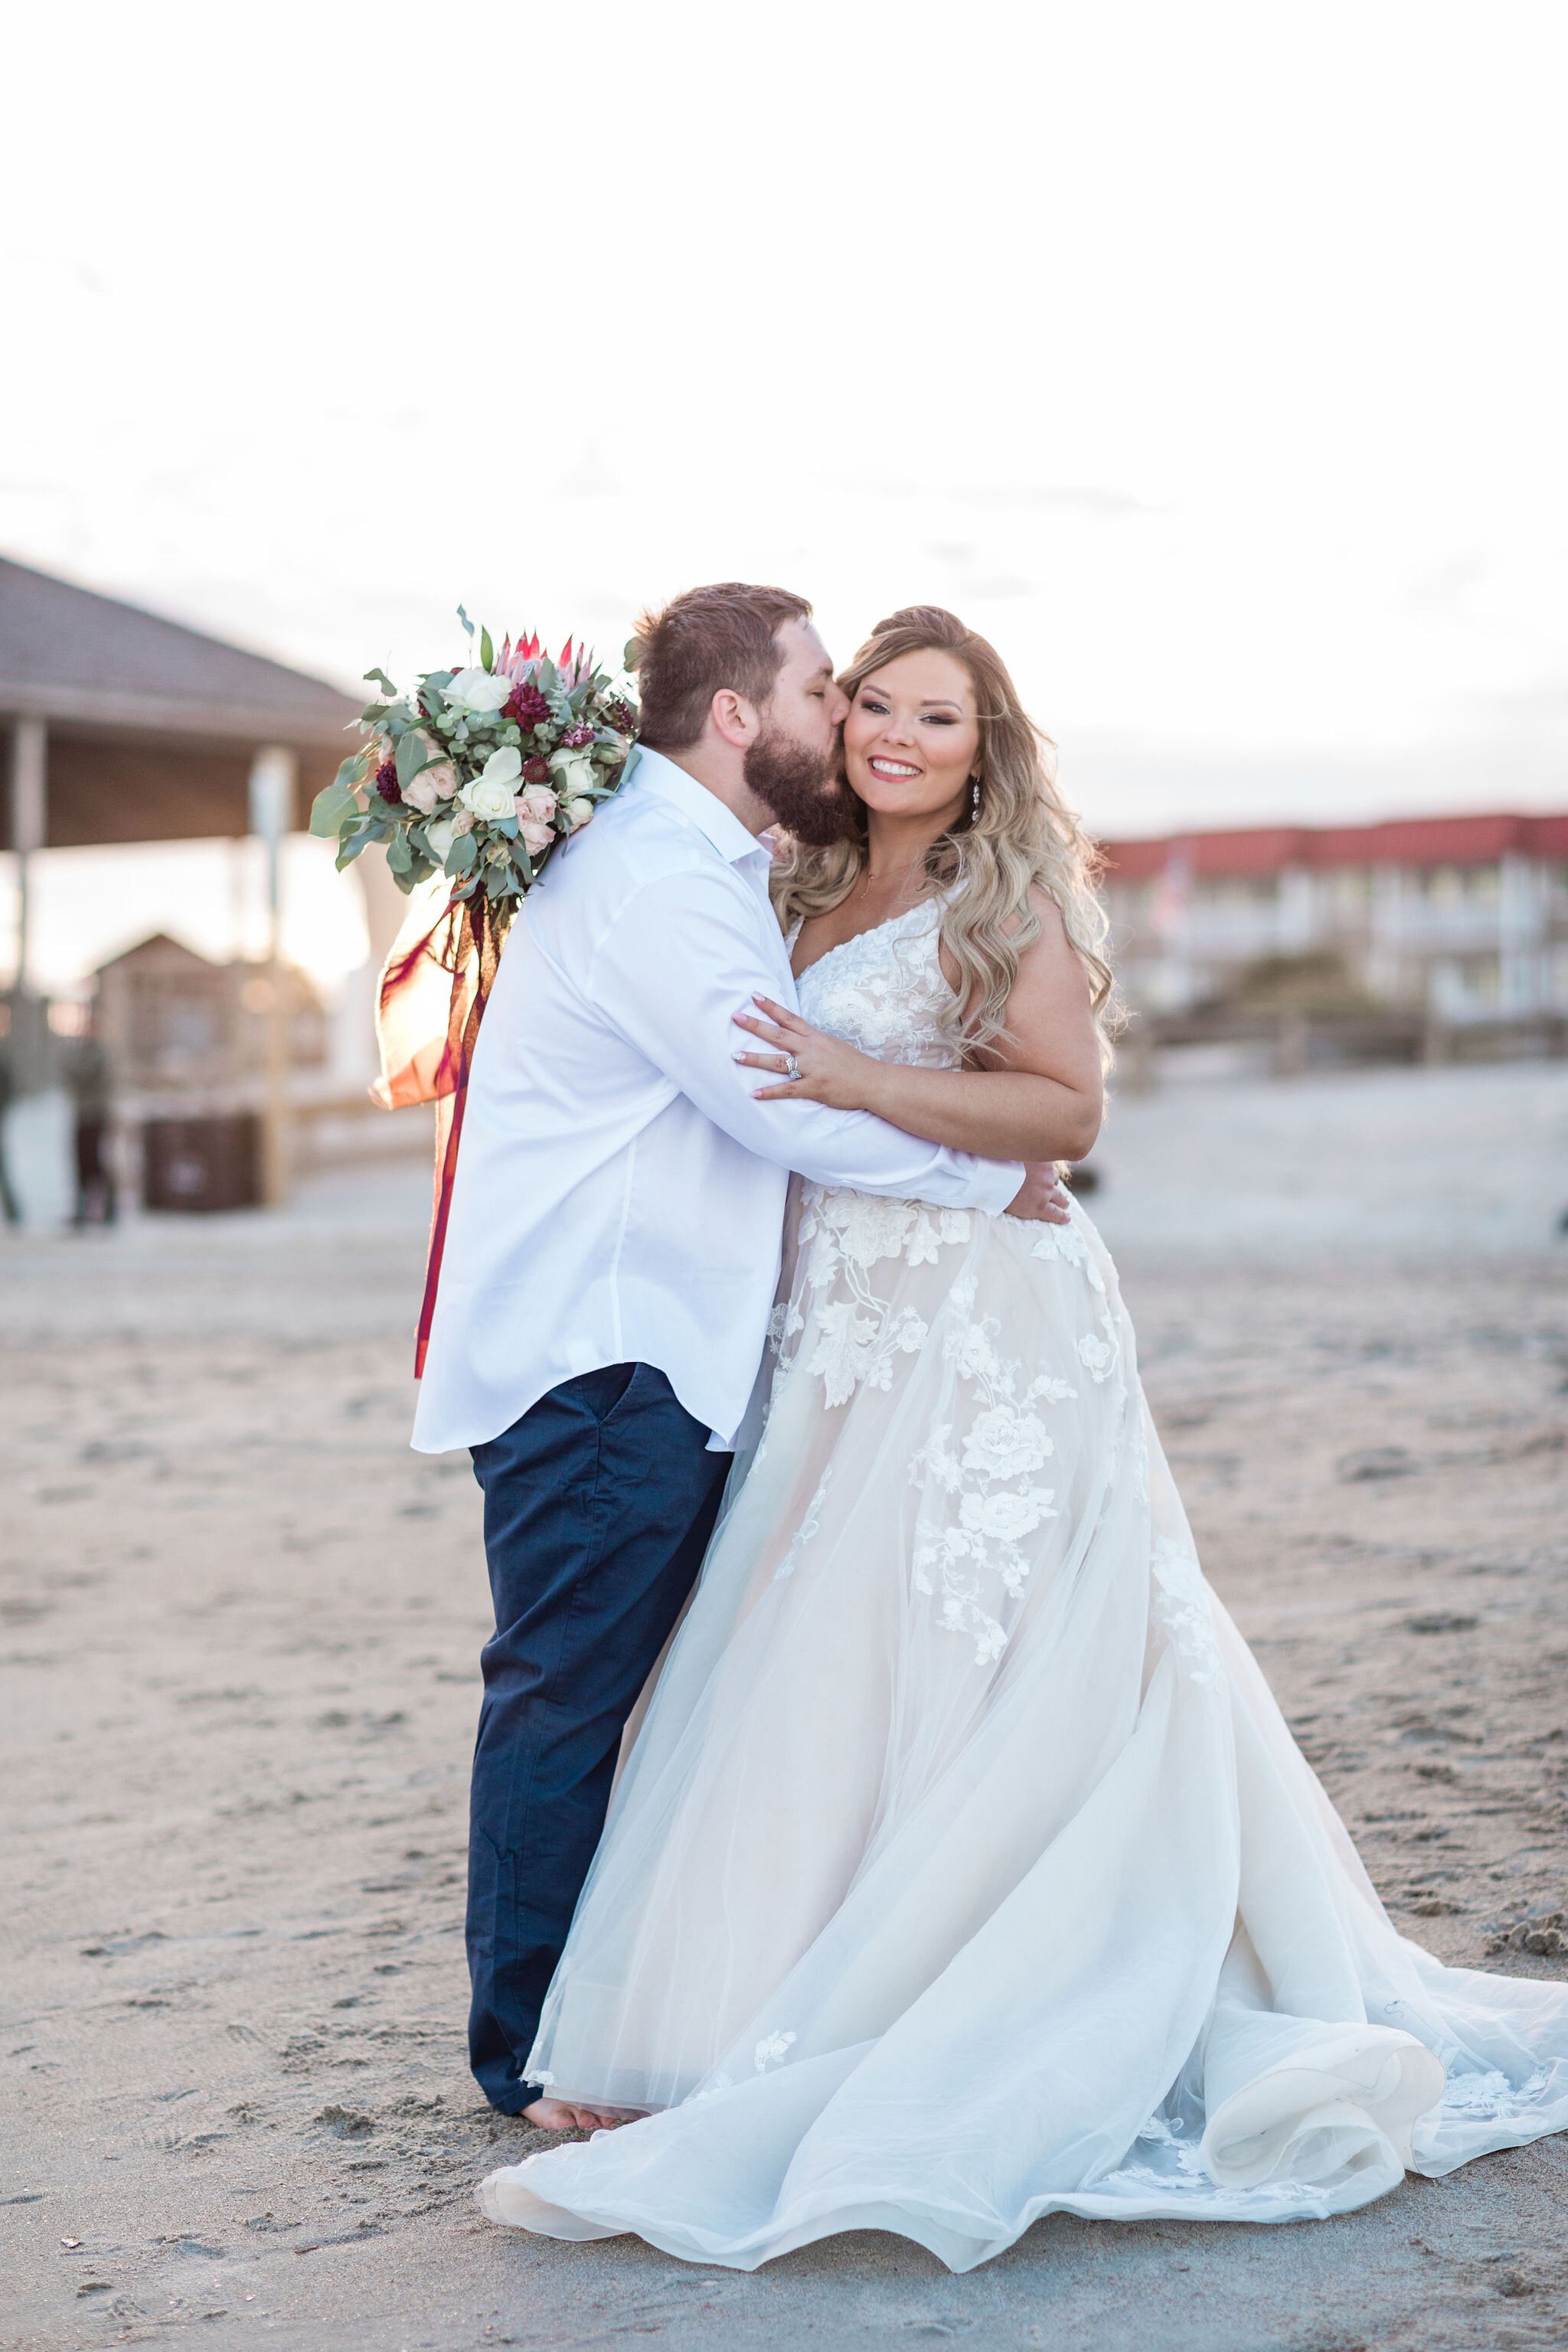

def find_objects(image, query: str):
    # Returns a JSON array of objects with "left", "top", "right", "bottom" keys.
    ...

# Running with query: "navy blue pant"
[{"left": 466, "top": 1363, "right": 730, "bottom": 2114}]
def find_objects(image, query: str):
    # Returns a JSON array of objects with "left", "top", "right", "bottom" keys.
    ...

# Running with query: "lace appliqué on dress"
[
  {"left": 792, "top": 1191, "right": 974, "bottom": 1409},
  {"left": 1150, "top": 1537, "right": 1225, "bottom": 1690},
  {"left": 905, "top": 1273, "right": 1082, "bottom": 1666},
  {"left": 794, "top": 900, "right": 961, "bottom": 1076},
  {"left": 775, "top": 1467, "right": 832, "bottom": 1581}
]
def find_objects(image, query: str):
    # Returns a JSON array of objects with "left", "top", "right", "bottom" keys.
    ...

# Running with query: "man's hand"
[{"left": 1004, "top": 1162, "right": 1072, "bottom": 1224}]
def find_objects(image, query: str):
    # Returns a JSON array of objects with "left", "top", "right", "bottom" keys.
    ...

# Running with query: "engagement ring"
[{"left": 785, "top": 1054, "right": 802, "bottom": 1081}]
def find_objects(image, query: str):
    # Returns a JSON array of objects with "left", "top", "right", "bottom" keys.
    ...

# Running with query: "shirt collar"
[{"left": 629, "top": 746, "right": 771, "bottom": 867}]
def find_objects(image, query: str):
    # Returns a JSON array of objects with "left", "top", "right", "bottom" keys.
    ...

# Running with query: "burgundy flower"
[
  {"left": 521, "top": 754, "right": 552, "bottom": 785},
  {"left": 505, "top": 681, "right": 552, "bottom": 727},
  {"left": 560, "top": 722, "right": 595, "bottom": 749},
  {"left": 604, "top": 697, "right": 635, "bottom": 735},
  {"left": 374, "top": 760, "right": 401, "bottom": 804}
]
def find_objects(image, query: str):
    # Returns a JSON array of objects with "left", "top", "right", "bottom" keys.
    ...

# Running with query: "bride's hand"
[{"left": 733, "top": 996, "right": 880, "bottom": 1110}]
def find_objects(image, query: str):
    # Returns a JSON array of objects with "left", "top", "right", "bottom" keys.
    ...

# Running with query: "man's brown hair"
[{"left": 631, "top": 582, "right": 813, "bottom": 752}]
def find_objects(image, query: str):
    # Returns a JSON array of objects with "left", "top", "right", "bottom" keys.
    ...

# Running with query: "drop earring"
[{"left": 970, "top": 775, "right": 982, "bottom": 818}]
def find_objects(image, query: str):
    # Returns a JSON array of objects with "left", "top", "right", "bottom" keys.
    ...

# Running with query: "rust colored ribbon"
[{"left": 373, "top": 890, "right": 505, "bottom": 1376}]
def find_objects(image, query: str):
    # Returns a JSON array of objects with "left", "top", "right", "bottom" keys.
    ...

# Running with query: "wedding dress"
[{"left": 479, "top": 900, "right": 1568, "bottom": 2271}]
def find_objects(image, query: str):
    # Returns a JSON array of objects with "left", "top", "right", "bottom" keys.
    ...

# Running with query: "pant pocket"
[
  {"left": 569, "top": 1361, "right": 638, "bottom": 1419},
  {"left": 603, "top": 1361, "right": 657, "bottom": 1425}
]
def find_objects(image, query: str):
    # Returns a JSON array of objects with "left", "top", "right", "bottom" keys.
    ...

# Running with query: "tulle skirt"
[{"left": 478, "top": 1185, "right": 1568, "bottom": 2270}]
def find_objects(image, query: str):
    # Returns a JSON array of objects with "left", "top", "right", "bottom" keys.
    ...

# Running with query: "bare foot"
[{"left": 521, "top": 2095, "right": 624, "bottom": 2132}]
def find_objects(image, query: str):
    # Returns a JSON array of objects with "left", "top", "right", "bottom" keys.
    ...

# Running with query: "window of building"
[{"left": 1197, "top": 876, "right": 1277, "bottom": 909}]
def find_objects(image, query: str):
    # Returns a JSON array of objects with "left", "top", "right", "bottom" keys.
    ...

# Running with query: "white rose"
[
  {"left": 462, "top": 778, "right": 521, "bottom": 822},
  {"left": 443, "top": 665, "right": 513, "bottom": 715},
  {"left": 423, "top": 815, "right": 458, "bottom": 864},
  {"left": 563, "top": 796, "right": 595, "bottom": 831},
  {"left": 548, "top": 748, "right": 597, "bottom": 802},
  {"left": 459, "top": 744, "right": 524, "bottom": 822}
]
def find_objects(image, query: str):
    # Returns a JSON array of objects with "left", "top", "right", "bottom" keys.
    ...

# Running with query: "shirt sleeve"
[{"left": 590, "top": 863, "right": 1024, "bottom": 1216}]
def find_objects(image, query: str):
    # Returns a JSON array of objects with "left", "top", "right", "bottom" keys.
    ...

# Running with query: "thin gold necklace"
[{"left": 854, "top": 858, "right": 923, "bottom": 905}]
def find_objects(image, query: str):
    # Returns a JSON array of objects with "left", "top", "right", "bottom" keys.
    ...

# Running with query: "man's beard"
[{"left": 743, "top": 724, "right": 858, "bottom": 848}]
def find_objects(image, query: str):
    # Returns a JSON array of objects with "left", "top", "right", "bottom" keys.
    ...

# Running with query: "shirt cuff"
[{"left": 965, "top": 1156, "right": 1026, "bottom": 1216}]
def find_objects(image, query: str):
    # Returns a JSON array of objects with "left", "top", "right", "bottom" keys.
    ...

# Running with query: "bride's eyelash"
[{"left": 858, "top": 696, "right": 957, "bottom": 727}]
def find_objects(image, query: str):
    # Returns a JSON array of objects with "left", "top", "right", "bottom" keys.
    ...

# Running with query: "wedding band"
[{"left": 785, "top": 1054, "right": 802, "bottom": 1081}]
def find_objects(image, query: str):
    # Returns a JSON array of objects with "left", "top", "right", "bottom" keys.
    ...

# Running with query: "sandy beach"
[{"left": 3, "top": 1058, "right": 1566, "bottom": 2352}]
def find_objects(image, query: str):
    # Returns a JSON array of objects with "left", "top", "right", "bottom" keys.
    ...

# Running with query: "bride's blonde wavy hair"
[{"left": 771, "top": 606, "right": 1118, "bottom": 1067}]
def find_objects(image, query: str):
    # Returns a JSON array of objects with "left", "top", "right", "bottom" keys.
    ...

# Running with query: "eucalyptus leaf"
[
  {"left": 479, "top": 623, "right": 494, "bottom": 671},
  {"left": 448, "top": 833, "right": 479, "bottom": 877},
  {"left": 363, "top": 665, "right": 398, "bottom": 694},
  {"left": 387, "top": 830, "right": 413, "bottom": 874},
  {"left": 394, "top": 730, "right": 428, "bottom": 788},
  {"left": 309, "top": 776, "right": 361, "bottom": 838},
  {"left": 456, "top": 605, "right": 475, "bottom": 640}
]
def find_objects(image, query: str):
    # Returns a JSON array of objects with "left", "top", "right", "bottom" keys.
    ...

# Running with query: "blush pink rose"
[{"left": 514, "top": 784, "right": 558, "bottom": 857}]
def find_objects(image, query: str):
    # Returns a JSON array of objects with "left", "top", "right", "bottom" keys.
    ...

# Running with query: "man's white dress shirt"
[{"left": 410, "top": 749, "right": 1023, "bottom": 1455}]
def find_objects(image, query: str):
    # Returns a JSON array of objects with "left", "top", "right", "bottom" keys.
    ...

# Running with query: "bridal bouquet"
[
  {"left": 315, "top": 610, "right": 639, "bottom": 1377},
  {"left": 309, "top": 609, "right": 638, "bottom": 914}
]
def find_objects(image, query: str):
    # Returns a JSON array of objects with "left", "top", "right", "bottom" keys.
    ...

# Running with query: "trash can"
[{"left": 142, "top": 1114, "right": 262, "bottom": 1212}]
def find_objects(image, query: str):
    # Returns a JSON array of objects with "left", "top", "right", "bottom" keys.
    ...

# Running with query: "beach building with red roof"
[{"left": 1099, "top": 811, "right": 1568, "bottom": 1027}]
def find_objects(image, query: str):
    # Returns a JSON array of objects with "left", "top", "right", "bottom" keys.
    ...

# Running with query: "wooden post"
[
  {"left": 8, "top": 717, "right": 47, "bottom": 1091},
  {"left": 10, "top": 715, "right": 46, "bottom": 978},
  {"left": 248, "top": 746, "right": 296, "bottom": 1207}
]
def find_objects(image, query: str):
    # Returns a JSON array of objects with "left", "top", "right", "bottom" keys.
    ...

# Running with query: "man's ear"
[{"left": 709, "top": 688, "right": 759, "bottom": 751}]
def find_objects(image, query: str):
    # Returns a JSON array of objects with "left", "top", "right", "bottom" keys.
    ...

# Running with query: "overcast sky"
[{"left": 4, "top": 0, "right": 1566, "bottom": 986}]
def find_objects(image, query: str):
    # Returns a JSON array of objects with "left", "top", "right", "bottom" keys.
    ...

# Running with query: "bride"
[{"left": 478, "top": 606, "right": 1568, "bottom": 2271}]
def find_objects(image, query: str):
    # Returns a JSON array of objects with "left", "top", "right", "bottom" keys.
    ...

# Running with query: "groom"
[{"left": 412, "top": 582, "right": 1064, "bottom": 2127}]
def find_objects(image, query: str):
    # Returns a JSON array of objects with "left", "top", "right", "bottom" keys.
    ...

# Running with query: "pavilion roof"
[{"left": 0, "top": 556, "right": 361, "bottom": 748}]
